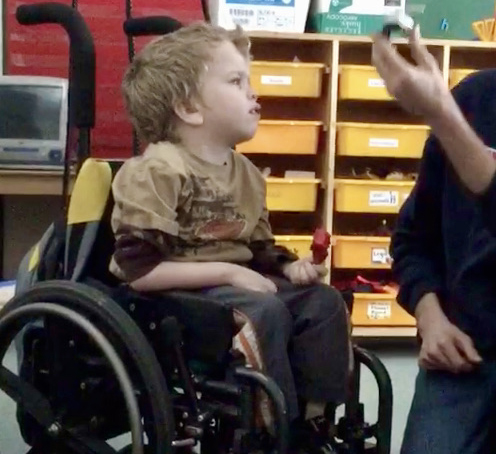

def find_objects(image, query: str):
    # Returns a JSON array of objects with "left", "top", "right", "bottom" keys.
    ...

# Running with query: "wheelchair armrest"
[{"left": 112, "top": 286, "right": 236, "bottom": 367}]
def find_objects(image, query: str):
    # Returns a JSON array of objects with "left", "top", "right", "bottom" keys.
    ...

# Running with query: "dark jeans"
[
  {"left": 200, "top": 277, "right": 350, "bottom": 421},
  {"left": 401, "top": 363, "right": 496, "bottom": 454}
]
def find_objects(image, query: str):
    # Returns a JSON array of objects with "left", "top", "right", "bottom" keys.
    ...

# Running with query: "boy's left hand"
[{"left": 282, "top": 258, "right": 327, "bottom": 285}]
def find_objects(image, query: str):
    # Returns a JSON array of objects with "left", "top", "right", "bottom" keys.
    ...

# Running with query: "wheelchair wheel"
[
  {"left": 0, "top": 280, "right": 174, "bottom": 454},
  {"left": 335, "top": 346, "right": 393, "bottom": 454}
]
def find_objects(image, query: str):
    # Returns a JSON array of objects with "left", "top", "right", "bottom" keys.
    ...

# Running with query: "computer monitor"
[{"left": 0, "top": 75, "right": 69, "bottom": 168}]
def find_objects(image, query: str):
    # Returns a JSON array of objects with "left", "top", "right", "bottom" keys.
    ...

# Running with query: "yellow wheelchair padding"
[
  {"left": 67, "top": 158, "right": 112, "bottom": 225},
  {"left": 28, "top": 243, "right": 41, "bottom": 272}
]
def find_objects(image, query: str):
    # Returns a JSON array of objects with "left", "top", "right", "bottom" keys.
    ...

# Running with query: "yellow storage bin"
[
  {"left": 334, "top": 179, "right": 414, "bottom": 214},
  {"left": 275, "top": 235, "right": 313, "bottom": 258},
  {"left": 250, "top": 61, "right": 325, "bottom": 98},
  {"left": 266, "top": 177, "right": 320, "bottom": 212},
  {"left": 237, "top": 120, "right": 322, "bottom": 155},
  {"left": 352, "top": 293, "right": 416, "bottom": 327},
  {"left": 449, "top": 69, "right": 477, "bottom": 89},
  {"left": 333, "top": 236, "right": 391, "bottom": 269},
  {"left": 339, "top": 65, "right": 393, "bottom": 101},
  {"left": 336, "top": 123, "right": 430, "bottom": 158}
]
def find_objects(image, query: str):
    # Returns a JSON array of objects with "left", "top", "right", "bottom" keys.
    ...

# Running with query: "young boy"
[{"left": 110, "top": 21, "right": 350, "bottom": 452}]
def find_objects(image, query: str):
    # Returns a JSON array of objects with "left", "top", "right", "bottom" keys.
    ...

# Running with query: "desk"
[
  {"left": 0, "top": 170, "right": 73, "bottom": 278},
  {"left": 0, "top": 169, "right": 74, "bottom": 195}
]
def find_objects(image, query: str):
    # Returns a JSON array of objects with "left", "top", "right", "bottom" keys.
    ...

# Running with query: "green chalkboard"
[{"left": 407, "top": 0, "right": 494, "bottom": 40}]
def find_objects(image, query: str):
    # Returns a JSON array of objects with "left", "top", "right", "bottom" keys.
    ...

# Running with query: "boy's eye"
[{"left": 230, "top": 77, "right": 242, "bottom": 85}]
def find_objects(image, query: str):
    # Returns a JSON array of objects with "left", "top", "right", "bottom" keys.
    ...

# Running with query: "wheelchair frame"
[{"left": 0, "top": 4, "right": 393, "bottom": 454}]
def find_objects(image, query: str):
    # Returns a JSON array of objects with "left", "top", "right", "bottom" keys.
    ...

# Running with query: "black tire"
[{"left": 0, "top": 280, "right": 174, "bottom": 454}]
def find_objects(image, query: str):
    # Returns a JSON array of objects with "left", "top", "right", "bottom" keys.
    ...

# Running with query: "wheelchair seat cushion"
[{"left": 111, "top": 285, "right": 236, "bottom": 367}]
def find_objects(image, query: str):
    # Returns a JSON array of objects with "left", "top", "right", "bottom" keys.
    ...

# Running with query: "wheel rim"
[
  {"left": 0, "top": 281, "right": 174, "bottom": 453},
  {"left": 0, "top": 303, "right": 143, "bottom": 454}
]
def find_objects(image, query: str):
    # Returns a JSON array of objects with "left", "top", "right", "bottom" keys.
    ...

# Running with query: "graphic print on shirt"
[{"left": 178, "top": 174, "right": 248, "bottom": 242}]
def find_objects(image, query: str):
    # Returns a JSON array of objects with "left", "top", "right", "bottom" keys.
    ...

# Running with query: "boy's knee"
[
  {"left": 257, "top": 293, "right": 292, "bottom": 335},
  {"left": 308, "top": 284, "right": 348, "bottom": 323},
  {"left": 260, "top": 293, "right": 292, "bottom": 321}
]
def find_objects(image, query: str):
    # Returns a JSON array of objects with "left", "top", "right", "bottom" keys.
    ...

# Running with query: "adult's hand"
[
  {"left": 415, "top": 293, "right": 482, "bottom": 374},
  {"left": 371, "top": 26, "right": 451, "bottom": 119}
]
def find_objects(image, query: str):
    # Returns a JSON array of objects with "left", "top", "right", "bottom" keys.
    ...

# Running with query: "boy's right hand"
[
  {"left": 415, "top": 293, "right": 482, "bottom": 374},
  {"left": 227, "top": 265, "right": 277, "bottom": 293}
]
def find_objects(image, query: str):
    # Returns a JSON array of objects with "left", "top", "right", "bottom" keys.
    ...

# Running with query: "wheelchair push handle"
[
  {"left": 123, "top": 16, "right": 183, "bottom": 37},
  {"left": 16, "top": 2, "right": 96, "bottom": 130}
]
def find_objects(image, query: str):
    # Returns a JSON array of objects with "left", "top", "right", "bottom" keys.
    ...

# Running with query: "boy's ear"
[{"left": 174, "top": 100, "right": 204, "bottom": 126}]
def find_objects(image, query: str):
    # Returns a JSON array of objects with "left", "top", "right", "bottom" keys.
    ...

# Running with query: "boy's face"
[{"left": 198, "top": 40, "right": 260, "bottom": 148}]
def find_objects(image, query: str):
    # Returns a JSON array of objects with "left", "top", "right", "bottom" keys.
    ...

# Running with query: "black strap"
[
  {"left": 0, "top": 366, "right": 55, "bottom": 429},
  {"left": 0, "top": 365, "right": 118, "bottom": 454},
  {"left": 59, "top": 431, "right": 118, "bottom": 454},
  {"left": 201, "top": 0, "right": 210, "bottom": 22},
  {"left": 38, "top": 217, "right": 66, "bottom": 281},
  {"left": 28, "top": 432, "right": 118, "bottom": 454},
  {"left": 124, "top": 0, "right": 139, "bottom": 156}
]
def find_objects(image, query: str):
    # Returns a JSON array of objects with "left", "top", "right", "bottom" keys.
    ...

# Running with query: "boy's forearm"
[
  {"left": 428, "top": 95, "right": 496, "bottom": 195},
  {"left": 130, "top": 261, "right": 238, "bottom": 292}
]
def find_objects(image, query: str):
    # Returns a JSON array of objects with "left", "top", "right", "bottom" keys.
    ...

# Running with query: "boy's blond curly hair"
[{"left": 122, "top": 22, "right": 251, "bottom": 145}]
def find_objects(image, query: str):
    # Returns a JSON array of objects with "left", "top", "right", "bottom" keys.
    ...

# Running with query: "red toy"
[{"left": 311, "top": 227, "right": 331, "bottom": 264}]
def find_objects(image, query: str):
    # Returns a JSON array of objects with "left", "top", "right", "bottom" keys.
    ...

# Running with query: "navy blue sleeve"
[
  {"left": 478, "top": 172, "right": 496, "bottom": 237},
  {"left": 392, "top": 69, "right": 496, "bottom": 315},
  {"left": 449, "top": 69, "right": 496, "bottom": 241},
  {"left": 390, "top": 135, "right": 447, "bottom": 316}
]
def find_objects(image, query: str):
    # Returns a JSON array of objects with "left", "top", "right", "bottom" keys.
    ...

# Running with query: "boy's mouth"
[{"left": 250, "top": 104, "right": 261, "bottom": 115}]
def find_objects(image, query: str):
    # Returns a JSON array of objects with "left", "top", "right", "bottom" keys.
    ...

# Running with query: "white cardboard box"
[
  {"left": 310, "top": 0, "right": 405, "bottom": 35},
  {"left": 209, "top": 0, "right": 311, "bottom": 33},
  {"left": 311, "top": 0, "right": 405, "bottom": 16}
]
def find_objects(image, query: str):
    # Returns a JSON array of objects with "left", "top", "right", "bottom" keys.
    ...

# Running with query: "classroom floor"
[{"left": 0, "top": 341, "right": 419, "bottom": 454}]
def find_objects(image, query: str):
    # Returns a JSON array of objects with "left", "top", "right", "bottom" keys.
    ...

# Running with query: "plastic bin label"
[
  {"left": 267, "top": 189, "right": 282, "bottom": 198},
  {"left": 367, "top": 302, "right": 392, "bottom": 320},
  {"left": 261, "top": 75, "right": 292, "bottom": 85},
  {"left": 226, "top": 0, "right": 296, "bottom": 30},
  {"left": 369, "top": 190, "right": 399, "bottom": 206},
  {"left": 371, "top": 247, "right": 389, "bottom": 264},
  {"left": 369, "top": 138, "right": 399, "bottom": 148},
  {"left": 368, "top": 78, "right": 385, "bottom": 88},
  {"left": 227, "top": 0, "right": 294, "bottom": 5}
]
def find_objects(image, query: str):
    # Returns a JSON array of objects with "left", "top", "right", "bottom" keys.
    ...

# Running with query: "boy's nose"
[{"left": 247, "top": 85, "right": 257, "bottom": 100}]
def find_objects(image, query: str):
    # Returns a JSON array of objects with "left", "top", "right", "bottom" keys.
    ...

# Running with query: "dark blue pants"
[
  {"left": 200, "top": 278, "right": 350, "bottom": 421},
  {"left": 401, "top": 363, "right": 496, "bottom": 454}
]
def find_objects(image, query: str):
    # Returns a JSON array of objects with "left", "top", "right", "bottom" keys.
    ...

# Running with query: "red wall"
[{"left": 6, "top": 0, "right": 204, "bottom": 158}]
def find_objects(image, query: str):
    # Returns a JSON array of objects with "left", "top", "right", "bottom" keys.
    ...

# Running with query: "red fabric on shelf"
[{"left": 6, "top": 0, "right": 204, "bottom": 158}]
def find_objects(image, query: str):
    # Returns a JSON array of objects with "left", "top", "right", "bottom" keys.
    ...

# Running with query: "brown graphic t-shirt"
[{"left": 109, "top": 142, "right": 297, "bottom": 282}]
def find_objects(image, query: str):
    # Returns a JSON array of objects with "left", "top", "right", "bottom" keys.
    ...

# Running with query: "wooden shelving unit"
[
  {"left": 2, "top": 33, "right": 496, "bottom": 337},
  {"left": 353, "top": 326, "right": 417, "bottom": 339},
  {"left": 246, "top": 33, "right": 496, "bottom": 338}
]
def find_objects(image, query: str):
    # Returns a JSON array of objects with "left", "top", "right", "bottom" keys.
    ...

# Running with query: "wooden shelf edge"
[
  {"left": 0, "top": 170, "right": 74, "bottom": 195},
  {"left": 248, "top": 30, "right": 496, "bottom": 49},
  {"left": 352, "top": 326, "right": 417, "bottom": 338}
]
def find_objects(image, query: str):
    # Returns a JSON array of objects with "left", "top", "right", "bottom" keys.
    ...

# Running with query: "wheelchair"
[{"left": 0, "top": 4, "right": 393, "bottom": 454}]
